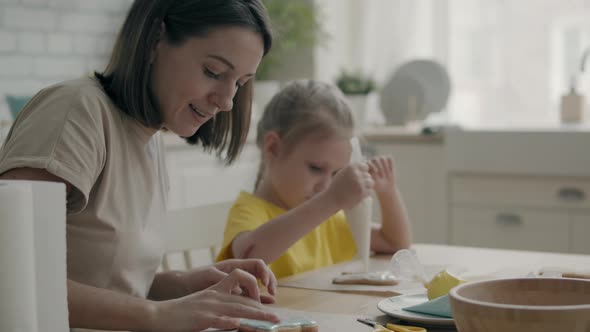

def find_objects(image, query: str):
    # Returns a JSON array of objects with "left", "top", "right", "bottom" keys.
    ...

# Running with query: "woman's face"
[{"left": 151, "top": 26, "right": 264, "bottom": 137}]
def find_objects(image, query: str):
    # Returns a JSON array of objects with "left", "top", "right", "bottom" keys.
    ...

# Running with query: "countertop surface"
[{"left": 361, "top": 125, "right": 444, "bottom": 143}]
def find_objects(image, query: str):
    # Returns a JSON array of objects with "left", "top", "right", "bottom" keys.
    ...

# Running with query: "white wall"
[
  {"left": 313, "top": 0, "right": 590, "bottom": 127},
  {"left": 314, "top": 0, "right": 447, "bottom": 84},
  {"left": 448, "top": 0, "right": 590, "bottom": 126},
  {"left": 0, "top": 0, "right": 132, "bottom": 99}
]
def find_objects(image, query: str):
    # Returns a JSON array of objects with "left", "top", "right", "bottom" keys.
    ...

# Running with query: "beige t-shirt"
[{"left": 0, "top": 77, "right": 168, "bottom": 309}]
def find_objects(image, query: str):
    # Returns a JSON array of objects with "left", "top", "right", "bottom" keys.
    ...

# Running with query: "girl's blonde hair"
[{"left": 255, "top": 80, "right": 354, "bottom": 188}]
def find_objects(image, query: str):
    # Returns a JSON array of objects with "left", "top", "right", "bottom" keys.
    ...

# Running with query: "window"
[
  {"left": 448, "top": 0, "right": 590, "bottom": 126},
  {"left": 550, "top": 15, "right": 590, "bottom": 106}
]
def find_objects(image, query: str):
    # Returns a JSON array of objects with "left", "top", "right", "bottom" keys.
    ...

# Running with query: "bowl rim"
[{"left": 449, "top": 277, "right": 590, "bottom": 311}]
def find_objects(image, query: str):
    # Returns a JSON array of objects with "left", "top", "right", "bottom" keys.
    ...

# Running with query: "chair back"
[{"left": 162, "top": 201, "right": 231, "bottom": 271}]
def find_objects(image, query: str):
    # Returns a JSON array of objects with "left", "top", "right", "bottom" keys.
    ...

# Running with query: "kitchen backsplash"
[{"left": 0, "top": 0, "right": 133, "bottom": 100}]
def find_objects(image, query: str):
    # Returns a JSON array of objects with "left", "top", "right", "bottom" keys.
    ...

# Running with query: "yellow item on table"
[
  {"left": 424, "top": 269, "right": 465, "bottom": 300},
  {"left": 373, "top": 323, "right": 427, "bottom": 332}
]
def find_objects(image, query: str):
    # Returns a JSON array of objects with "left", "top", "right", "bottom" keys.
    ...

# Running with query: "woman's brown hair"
[{"left": 96, "top": 0, "right": 272, "bottom": 163}]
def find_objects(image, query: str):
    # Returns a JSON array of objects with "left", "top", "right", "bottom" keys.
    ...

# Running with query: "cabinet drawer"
[
  {"left": 572, "top": 214, "right": 590, "bottom": 255},
  {"left": 451, "top": 207, "right": 570, "bottom": 253},
  {"left": 451, "top": 175, "right": 590, "bottom": 210}
]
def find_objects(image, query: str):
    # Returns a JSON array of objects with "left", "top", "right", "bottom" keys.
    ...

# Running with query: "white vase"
[
  {"left": 251, "top": 81, "right": 281, "bottom": 140},
  {"left": 346, "top": 92, "right": 379, "bottom": 132},
  {"left": 253, "top": 80, "right": 281, "bottom": 115}
]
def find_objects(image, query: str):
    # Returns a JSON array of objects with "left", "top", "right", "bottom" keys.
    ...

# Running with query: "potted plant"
[
  {"left": 258, "top": 0, "right": 324, "bottom": 80},
  {"left": 253, "top": 0, "right": 325, "bottom": 116},
  {"left": 335, "top": 70, "right": 377, "bottom": 130}
]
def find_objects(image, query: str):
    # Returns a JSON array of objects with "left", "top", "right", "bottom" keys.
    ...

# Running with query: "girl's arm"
[
  {"left": 231, "top": 163, "right": 373, "bottom": 263},
  {"left": 367, "top": 157, "right": 412, "bottom": 253}
]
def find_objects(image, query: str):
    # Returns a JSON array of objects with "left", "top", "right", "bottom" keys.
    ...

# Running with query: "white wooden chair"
[{"left": 162, "top": 201, "right": 232, "bottom": 271}]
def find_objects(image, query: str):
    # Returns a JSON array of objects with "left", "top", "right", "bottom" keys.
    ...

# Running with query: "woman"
[{"left": 0, "top": 1, "right": 278, "bottom": 331}]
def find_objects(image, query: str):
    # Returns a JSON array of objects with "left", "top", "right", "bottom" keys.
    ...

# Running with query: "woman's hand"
[
  {"left": 185, "top": 259, "right": 277, "bottom": 303},
  {"left": 325, "top": 162, "right": 374, "bottom": 210},
  {"left": 214, "top": 259, "right": 277, "bottom": 301},
  {"left": 149, "top": 269, "right": 280, "bottom": 332},
  {"left": 368, "top": 156, "right": 396, "bottom": 197}
]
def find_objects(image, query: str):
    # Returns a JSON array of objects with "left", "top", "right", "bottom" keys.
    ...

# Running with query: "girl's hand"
[
  {"left": 325, "top": 162, "right": 374, "bottom": 210},
  {"left": 149, "top": 269, "right": 280, "bottom": 332},
  {"left": 368, "top": 156, "right": 396, "bottom": 197},
  {"left": 185, "top": 259, "right": 277, "bottom": 303}
]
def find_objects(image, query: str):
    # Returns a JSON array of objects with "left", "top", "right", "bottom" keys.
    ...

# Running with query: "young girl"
[{"left": 217, "top": 80, "right": 411, "bottom": 279}]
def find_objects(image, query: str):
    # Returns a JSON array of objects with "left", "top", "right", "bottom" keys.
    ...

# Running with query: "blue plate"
[{"left": 377, "top": 293, "right": 455, "bottom": 326}]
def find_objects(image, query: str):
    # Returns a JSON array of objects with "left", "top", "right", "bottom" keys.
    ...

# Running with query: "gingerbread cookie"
[
  {"left": 238, "top": 318, "right": 319, "bottom": 332},
  {"left": 332, "top": 271, "right": 399, "bottom": 286}
]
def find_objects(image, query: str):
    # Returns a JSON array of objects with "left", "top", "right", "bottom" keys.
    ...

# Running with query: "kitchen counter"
[
  {"left": 361, "top": 125, "right": 444, "bottom": 143},
  {"left": 445, "top": 129, "right": 590, "bottom": 176}
]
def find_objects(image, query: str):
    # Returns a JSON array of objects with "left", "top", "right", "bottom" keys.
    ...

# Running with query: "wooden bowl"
[{"left": 449, "top": 278, "right": 590, "bottom": 332}]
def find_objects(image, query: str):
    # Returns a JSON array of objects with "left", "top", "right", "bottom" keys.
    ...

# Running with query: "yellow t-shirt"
[{"left": 217, "top": 191, "right": 357, "bottom": 279}]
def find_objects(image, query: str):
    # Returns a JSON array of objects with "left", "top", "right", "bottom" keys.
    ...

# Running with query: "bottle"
[
  {"left": 560, "top": 79, "right": 585, "bottom": 124},
  {"left": 345, "top": 196, "right": 372, "bottom": 273},
  {"left": 345, "top": 137, "right": 372, "bottom": 273}
]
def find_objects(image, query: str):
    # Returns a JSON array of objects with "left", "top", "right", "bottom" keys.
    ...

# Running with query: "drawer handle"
[
  {"left": 557, "top": 188, "right": 586, "bottom": 202},
  {"left": 495, "top": 213, "right": 522, "bottom": 226}
]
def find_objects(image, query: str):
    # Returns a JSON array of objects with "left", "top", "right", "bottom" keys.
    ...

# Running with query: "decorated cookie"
[
  {"left": 332, "top": 271, "right": 399, "bottom": 286},
  {"left": 238, "top": 319, "right": 279, "bottom": 332},
  {"left": 281, "top": 318, "right": 319, "bottom": 332},
  {"left": 238, "top": 318, "right": 319, "bottom": 332}
]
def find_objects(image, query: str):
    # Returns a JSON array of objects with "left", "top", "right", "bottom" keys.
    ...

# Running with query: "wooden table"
[
  {"left": 274, "top": 287, "right": 383, "bottom": 316},
  {"left": 270, "top": 244, "right": 590, "bottom": 331}
]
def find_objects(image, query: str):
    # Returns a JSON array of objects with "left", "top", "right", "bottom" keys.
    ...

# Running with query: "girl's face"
[
  {"left": 150, "top": 26, "right": 264, "bottom": 137},
  {"left": 268, "top": 133, "right": 352, "bottom": 209}
]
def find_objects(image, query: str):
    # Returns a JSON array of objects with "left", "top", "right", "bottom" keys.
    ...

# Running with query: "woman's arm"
[
  {"left": 71, "top": 270, "right": 279, "bottom": 332},
  {"left": 0, "top": 169, "right": 154, "bottom": 330},
  {"left": 149, "top": 259, "right": 278, "bottom": 303},
  {"left": 148, "top": 270, "right": 193, "bottom": 301},
  {"left": 1, "top": 168, "right": 279, "bottom": 332},
  {"left": 69, "top": 279, "right": 158, "bottom": 331},
  {"left": 367, "top": 157, "right": 412, "bottom": 254},
  {"left": 0, "top": 167, "right": 73, "bottom": 192},
  {"left": 232, "top": 163, "right": 373, "bottom": 263}
]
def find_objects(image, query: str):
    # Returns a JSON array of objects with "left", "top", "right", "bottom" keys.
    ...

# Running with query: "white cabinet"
[
  {"left": 446, "top": 130, "right": 590, "bottom": 254},
  {"left": 451, "top": 175, "right": 590, "bottom": 210},
  {"left": 572, "top": 214, "right": 590, "bottom": 254},
  {"left": 165, "top": 135, "right": 259, "bottom": 209},
  {"left": 452, "top": 206, "right": 570, "bottom": 253},
  {"left": 364, "top": 131, "right": 448, "bottom": 244},
  {"left": 450, "top": 175, "right": 589, "bottom": 252}
]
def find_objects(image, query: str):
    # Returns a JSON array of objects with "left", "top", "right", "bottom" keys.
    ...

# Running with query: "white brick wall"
[{"left": 0, "top": 0, "right": 133, "bottom": 115}]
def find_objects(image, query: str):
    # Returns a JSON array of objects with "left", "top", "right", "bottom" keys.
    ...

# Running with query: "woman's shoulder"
[
  {"left": 26, "top": 76, "right": 120, "bottom": 128},
  {"left": 38, "top": 76, "right": 112, "bottom": 109}
]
